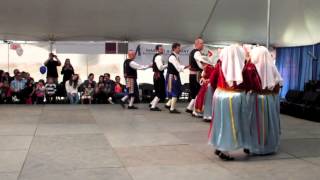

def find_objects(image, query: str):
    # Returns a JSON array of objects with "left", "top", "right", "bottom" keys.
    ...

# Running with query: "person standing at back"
[
  {"left": 61, "top": 58, "right": 74, "bottom": 83},
  {"left": 44, "top": 53, "right": 61, "bottom": 83}
]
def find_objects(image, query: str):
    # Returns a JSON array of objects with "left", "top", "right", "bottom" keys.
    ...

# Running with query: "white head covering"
[
  {"left": 220, "top": 45, "right": 245, "bottom": 87},
  {"left": 251, "top": 46, "right": 283, "bottom": 90}
]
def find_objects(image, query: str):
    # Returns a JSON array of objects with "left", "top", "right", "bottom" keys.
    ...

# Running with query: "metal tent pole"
[
  {"left": 267, "top": 0, "right": 271, "bottom": 49},
  {"left": 7, "top": 43, "right": 10, "bottom": 72}
]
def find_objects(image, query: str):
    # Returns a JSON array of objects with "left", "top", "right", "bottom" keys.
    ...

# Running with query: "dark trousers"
[
  {"left": 153, "top": 74, "right": 166, "bottom": 101},
  {"left": 36, "top": 96, "right": 45, "bottom": 104},
  {"left": 46, "top": 94, "right": 56, "bottom": 104},
  {"left": 189, "top": 74, "right": 201, "bottom": 99}
]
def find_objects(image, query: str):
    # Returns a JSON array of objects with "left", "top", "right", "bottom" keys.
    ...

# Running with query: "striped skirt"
[
  {"left": 125, "top": 78, "right": 136, "bottom": 95},
  {"left": 246, "top": 93, "right": 281, "bottom": 155},
  {"left": 208, "top": 88, "right": 249, "bottom": 151}
]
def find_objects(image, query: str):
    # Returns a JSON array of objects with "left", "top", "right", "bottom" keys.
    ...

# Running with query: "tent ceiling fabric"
[{"left": 0, "top": 0, "right": 319, "bottom": 47}]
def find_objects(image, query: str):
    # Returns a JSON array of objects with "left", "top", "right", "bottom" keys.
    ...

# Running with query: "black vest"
[
  {"left": 123, "top": 59, "right": 137, "bottom": 78},
  {"left": 152, "top": 53, "right": 164, "bottom": 73},
  {"left": 189, "top": 49, "right": 202, "bottom": 71},
  {"left": 167, "top": 53, "right": 180, "bottom": 76}
]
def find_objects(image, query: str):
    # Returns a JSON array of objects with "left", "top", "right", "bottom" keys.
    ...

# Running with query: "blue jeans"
[{"left": 67, "top": 93, "right": 80, "bottom": 104}]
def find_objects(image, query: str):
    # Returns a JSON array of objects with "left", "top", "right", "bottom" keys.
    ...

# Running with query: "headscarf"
[
  {"left": 220, "top": 44, "right": 245, "bottom": 87},
  {"left": 250, "top": 46, "right": 283, "bottom": 90}
]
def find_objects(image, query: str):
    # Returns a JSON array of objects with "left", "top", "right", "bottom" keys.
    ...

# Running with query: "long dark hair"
[
  {"left": 63, "top": 59, "right": 74, "bottom": 70},
  {"left": 69, "top": 74, "right": 79, "bottom": 89}
]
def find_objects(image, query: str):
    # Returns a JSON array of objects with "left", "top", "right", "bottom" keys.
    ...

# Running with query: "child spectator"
[
  {"left": 35, "top": 79, "right": 46, "bottom": 104},
  {"left": 45, "top": 78, "right": 57, "bottom": 104},
  {"left": 81, "top": 83, "right": 94, "bottom": 104}
]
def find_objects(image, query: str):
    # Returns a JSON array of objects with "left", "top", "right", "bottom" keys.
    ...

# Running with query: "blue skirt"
[
  {"left": 209, "top": 88, "right": 249, "bottom": 151},
  {"left": 166, "top": 74, "right": 182, "bottom": 98},
  {"left": 203, "top": 86, "right": 213, "bottom": 120},
  {"left": 246, "top": 93, "right": 281, "bottom": 155}
]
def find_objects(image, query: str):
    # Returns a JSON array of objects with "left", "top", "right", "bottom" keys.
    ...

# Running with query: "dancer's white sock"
[
  {"left": 151, "top": 97, "right": 160, "bottom": 108},
  {"left": 170, "top": 97, "right": 177, "bottom": 111},
  {"left": 187, "top": 99, "right": 195, "bottom": 110},
  {"left": 129, "top": 97, "right": 135, "bottom": 107}
]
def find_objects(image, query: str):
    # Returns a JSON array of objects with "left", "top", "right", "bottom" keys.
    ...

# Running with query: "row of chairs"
[
  {"left": 280, "top": 90, "right": 320, "bottom": 122},
  {"left": 52, "top": 83, "right": 190, "bottom": 104},
  {"left": 139, "top": 83, "right": 190, "bottom": 103}
]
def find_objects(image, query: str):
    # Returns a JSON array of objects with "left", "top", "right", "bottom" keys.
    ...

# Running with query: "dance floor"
[{"left": 0, "top": 104, "right": 320, "bottom": 180}]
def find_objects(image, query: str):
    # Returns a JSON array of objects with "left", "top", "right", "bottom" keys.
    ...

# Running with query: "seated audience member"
[
  {"left": 83, "top": 73, "right": 96, "bottom": 88},
  {"left": 65, "top": 74, "right": 81, "bottom": 104},
  {"left": 103, "top": 73, "right": 115, "bottom": 104},
  {"left": 98, "top": 75, "right": 104, "bottom": 84},
  {"left": 81, "top": 83, "right": 94, "bottom": 104},
  {"left": 79, "top": 73, "right": 96, "bottom": 94},
  {"left": 45, "top": 78, "right": 57, "bottom": 104},
  {"left": 35, "top": 79, "right": 46, "bottom": 104},
  {"left": 93, "top": 82, "right": 107, "bottom": 104},
  {"left": 10, "top": 72, "right": 26, "bottom": 103},
  {"left": 0, "top": 72, "right": 5, "bottom": 103},
  {"left": 23, "top": 79, "right": 35, "bottom": 104},
  {"left": 113, "top": 76, "right": 126, "bottom": 103}
]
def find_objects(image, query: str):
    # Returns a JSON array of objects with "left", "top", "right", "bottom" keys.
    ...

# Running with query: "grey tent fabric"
[{"left": 0, "top": 0, "right": 319, "bottom": 47}]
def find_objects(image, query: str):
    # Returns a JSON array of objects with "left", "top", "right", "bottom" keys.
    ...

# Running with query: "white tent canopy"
[{"left": 0, "top": 0, "right": 319, "bottom": 47}]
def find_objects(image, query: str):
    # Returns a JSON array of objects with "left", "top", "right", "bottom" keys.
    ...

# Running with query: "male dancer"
[
  {"left": 120, "top": 50, "right": 151, "bottom": 109},
  {"left": 165, "top": 43, "right": 188, "bottom": 113},
  {"left": 150, "top": 44, "right": 167, "bottom": 111},
  {"left": 186, "top": 38, "right": 208, "bottom": 114}
]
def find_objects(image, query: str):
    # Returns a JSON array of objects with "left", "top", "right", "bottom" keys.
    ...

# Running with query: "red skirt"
[{"left": 194, "top": 82, "right": 209, "bottom": 113}]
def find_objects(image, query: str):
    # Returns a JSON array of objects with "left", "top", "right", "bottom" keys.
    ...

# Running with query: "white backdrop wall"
[{"left": 0, "top": 41, "right": 222, "bottom": 85}]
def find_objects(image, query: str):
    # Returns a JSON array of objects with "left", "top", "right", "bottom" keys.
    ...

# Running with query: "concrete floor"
[{"left": 0, "top": 104, "right": 320, "bottom": 180}]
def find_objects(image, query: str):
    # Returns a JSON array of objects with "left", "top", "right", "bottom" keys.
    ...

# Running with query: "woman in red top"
[
  {"left": 246, "top": 46, "right": 283, "bottom": 155},
  {"left": 194, "top": 63, "right": 215, "bottom": 121},
  {"left": 208, "top": 45, "right": 262, "bottom": 161}
]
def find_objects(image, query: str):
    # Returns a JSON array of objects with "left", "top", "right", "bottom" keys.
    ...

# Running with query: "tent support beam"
[
  {"left": 199, "top": 0, "right": 220, "bottom": 38},
  {"left": 267, "top": 0, "right": 271, "bottom": 48}
]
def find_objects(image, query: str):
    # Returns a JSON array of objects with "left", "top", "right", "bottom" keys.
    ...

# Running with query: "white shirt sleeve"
[
  {"left": 129, "top": 61, "right": 149, "bottom": 70},
  {"left": 65, "top": 81, "right": 72, "bottom": 94},
  {"left": 194, "top": 51, "right": 206, "bottom": 69},
  {"left": 155, "top": 55, "right": 167, "bottom": 71},
  {"left": 169, "top": 55, "right": 185, "bottom": 72}
]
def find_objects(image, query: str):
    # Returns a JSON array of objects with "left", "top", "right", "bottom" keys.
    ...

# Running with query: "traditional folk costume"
[
  {"left": 245, "top": 46, "right": 283, "bottom": 155},
  {"left": 208, "top": 45, "right": 257, "bottom": 160},
  {"left": 165, "top": 52, "right": 185, "bottom": 113},
  {"left": 150, "top": 52, "right": 167, "bottom": 111},
  {"left": 186, "top": 49, "right": 207, "bottom": 114},
  {"left": 194, "top": 64, "right": 215, "bottom": 120},
  {"left": 121, "top": 58, "right": 149, "bottom": 109}
]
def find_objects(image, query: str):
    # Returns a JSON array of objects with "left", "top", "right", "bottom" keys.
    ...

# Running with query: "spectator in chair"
[
  {"left": 45, "top": 77, "right": 57, "bottom": 104},
  {"left": 83, "top": 73, "right": 96, "bottom": 88},
  {"left": 103, "top": 73, "right": 115, "bottom": 104},
  {"left": 113, "top": 76, "right": 126, "bottom": 103},
  {"left": 23, "top": 79, "right": 35, "bottom": 104},
  {"left": 93, "top": 82, "right": 107, "bottom": 104},
  {"left": 35, "top": 79, "right": 46, "bottom": 104},
  {"left": 65, "top": 74, "right": 81, "bottom": 104},
  {"left": 10, "top": 72, "right": 26, "bottom": 103},
  {"left": 81, "top": 83, "right": 94, "bottom": 104}
]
